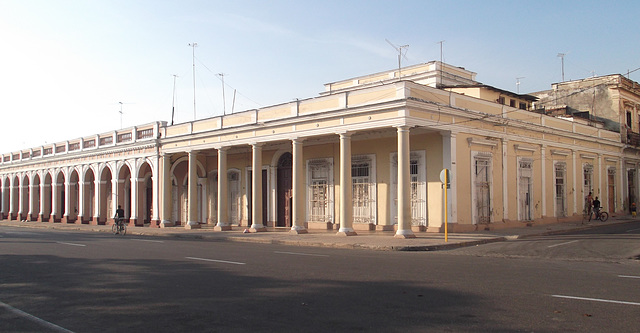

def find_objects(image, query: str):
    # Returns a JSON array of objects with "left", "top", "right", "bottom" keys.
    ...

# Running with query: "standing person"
[{"left": 586, "top": 192, "right": 594, "bottom": 214}]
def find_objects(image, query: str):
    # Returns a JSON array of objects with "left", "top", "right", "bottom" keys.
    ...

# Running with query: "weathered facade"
[{"left": 0, "top": 62, "right": 637, "bottom": 237}]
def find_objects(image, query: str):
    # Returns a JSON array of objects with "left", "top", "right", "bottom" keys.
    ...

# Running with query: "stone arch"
[
  {"left": 97, "top": 163, "right": 114, "bottom": 224},
  {"left": 20, "top": 173, "right": 30, "bottom": 221}
]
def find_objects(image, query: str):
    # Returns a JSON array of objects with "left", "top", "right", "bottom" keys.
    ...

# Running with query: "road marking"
[
  {"left": 625, "top": 227, "right": 640, "bottom": 233},
  {"left": 547, "top": 240, "right": 579, "bottom": 248},
  {"left": 56, "top": 241, "right": 86, "bottom": 247},
  {"left": 618, "top": 275, "right": 640, "bottom": 279},
  {"left": 186, "top": 257, "right": 245, "bottom": 265},
  {"left": 552, "top": 294, "right": 640, "bottom": 306},
  {"left": 130, "top": 238, "right": 164, "bottom": 243},
  {"left": 274, "top": 251, "right": 329, "bottom": 257},
  {"left": 0, "top": 300, "right": 75, "bottom": 332}
]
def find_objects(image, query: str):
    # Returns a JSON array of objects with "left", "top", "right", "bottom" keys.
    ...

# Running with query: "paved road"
[
  {"left": 444, "top": 220, "right": 640, "bottom": 262},
  {"left": 1, "top": 226, "right": 639, "bottom": 332}
]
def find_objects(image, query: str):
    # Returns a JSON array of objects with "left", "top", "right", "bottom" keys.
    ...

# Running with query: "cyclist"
[
  {"left": 592, "top": 196, "right": 601, "bottom": 220},
  {"left": 114, "top": 205, "right": 125, "bottom": 233}
]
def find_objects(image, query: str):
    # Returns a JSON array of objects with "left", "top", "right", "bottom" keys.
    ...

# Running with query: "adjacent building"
[{"left": 0, "top": 61, "right": 636, "bottom": 237}]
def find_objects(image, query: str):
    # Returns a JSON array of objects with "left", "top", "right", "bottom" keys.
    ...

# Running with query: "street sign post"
[{"left": 440, "top": 168, "right": 450, "bottom": 242}]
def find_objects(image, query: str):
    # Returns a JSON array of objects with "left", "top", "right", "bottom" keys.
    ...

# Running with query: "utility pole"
[{"left": 188, "top": 42, "right": 198, "bottom": 120}]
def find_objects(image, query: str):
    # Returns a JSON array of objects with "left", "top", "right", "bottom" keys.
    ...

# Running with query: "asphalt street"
[{"left": 1, "top": 225, "right": 639, "bottom": 332}]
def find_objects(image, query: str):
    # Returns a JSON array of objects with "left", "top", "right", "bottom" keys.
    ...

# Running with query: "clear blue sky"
[{"left": 1, "top": 0, "right": 639, "bottom": 154}]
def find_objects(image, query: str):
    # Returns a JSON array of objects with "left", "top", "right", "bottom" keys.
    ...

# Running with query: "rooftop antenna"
[
  {"left": 217, "top": 73, "right": 226, "bottom": 115},
  {"left": 438, "top": 40, "right": 445, "bottom": 87},
  {"left": 188, "top": 42, "right": 198, "bottom": 120},
  {"left": 516, "top": 77, "right": 525, "bottom": 94},
  {"left": 557, "top": 53, "right": 566, "bottom": 82},
  {"left": 385, "top": 39, "right": 409, "bottom": 79},
  {"left": 119, "top": 102, "right": 124, "bottom": 129},
  {"left": 171, "top": 74, "right": 179, "bottom": 126}
]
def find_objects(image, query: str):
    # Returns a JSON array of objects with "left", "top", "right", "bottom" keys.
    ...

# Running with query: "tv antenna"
[
  {"left": 385, "top": 39, "right": 409, "bottom": 78},
  {"left": 217, "top": 73, "right": 226, "bottom": 115},
  {"left": 557, "top": 53, "right": 566, "bottom": 82},
  {"left": 516, "top": 77, "right": 525, "bottom": 94},
  {"left": 117, "top": 101, "right": 134, "bottom": 129},
  {"left": 188, "top": 42, "right": 198, "bottom": 120},
  {"left": 171, "top": 74, "right": 179, "bottom": 125}
]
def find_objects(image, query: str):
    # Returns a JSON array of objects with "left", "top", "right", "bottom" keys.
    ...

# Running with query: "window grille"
[
  {"left": 475, "top": 158, "right": 491, "bottom": 224},
  {"left": 555, "top": 163, "right": 566, "bottom": 217}
]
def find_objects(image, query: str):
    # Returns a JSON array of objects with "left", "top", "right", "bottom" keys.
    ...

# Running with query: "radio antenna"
[{"left": 385, "top": 39, "right": 409, "bottom": 78}]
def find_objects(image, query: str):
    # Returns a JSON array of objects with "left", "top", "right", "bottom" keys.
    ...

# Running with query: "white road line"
[
  {"left": 0, "top": 300, "right": 75, "bottom": 333},
  {"left": 625, "top": 227, "right": 640, "bottom": 233},
  {"left": 185, "top": 257, "right": 245, "bottom": 265},
  {"left": 274, "top": 251, "right": 329, "bottom": 257},
  {"left": 547, "top": 240, "right": 579, "bottom": 248},
  {"left": 56, "top": 241, "right": 86, "bottom": 247},
  {"left": 618, "top": 275, "right": 640, "bottom": 279},
  {"left": 130, "top": 238, "right": 164, "bottom": 243},
  {"left": 552, "top": 294, "right": 640, "bottom": 306}
]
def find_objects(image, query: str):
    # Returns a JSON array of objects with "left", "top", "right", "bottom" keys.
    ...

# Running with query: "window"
[
  {"left": 473, "top": 154, "right": 492, "bottom": 224},
  {"left": 518, "top": 158, "right": 533, "bottom": 221},
  {"left": 498, "top": 96, "right": 505, "bottom": 105},
  {"left": 352, "top": 155, "right": 376, "bottom": 224},
  {"left": 307, "top": 159, "right": 333, "bottom": 223},
  {"left": 519, "top": 102, "right": 527, "bottom": 110},
  {"left": 510, "top": 99, "right": 516, "bottom": 107},
  {"left": 555, "top": 163, "right": 566, "bottom": 217}
]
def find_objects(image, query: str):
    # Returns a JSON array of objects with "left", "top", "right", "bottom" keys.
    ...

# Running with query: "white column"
[
  {"left": 64, "top": 178, "right": 71, "bottom": 222},
  {"left": 130, "top": 177, "right": 139, "bottom": 225},
  {"left": 395, "top": 126, "right": 416, "bottom": 238},
  {"left": 186, "top": 150, "right": 201, "bottom": 229},
  {"left": 28, "top": 183, "right": 37, "bottom": 221},
  {"left": 78, "top": 181, "right": 85, "bottom": 222},
  {"left": 291, "top": 138, "right": 308, "bottom": 234},
  {"left": 39, "top": 180, "right": 46, "bottom": 221},
  {"left": 111, "top": 177, "right": 119, "bottom": 221},
  {"left": 151, "top": 156, "right": 160, "bottom": 224},
  {"left": 541, "top": 145, "right": 546, "bottom": 218},
  {"left": 94, "top": 179, "right": 102, "bottom": 222},
  {"left": 215, "top": 148, "right": 231, "bottom": 231},
  {"left": 337, "top": 132, "right": 356, "bottom": 236},
  {"left": 250, "top": 143, "right": 266, "bottom": 232},
  {"left": 502, "top": 140, "right": 509, "bottom": 220},
  {"left": 160, "top": 154, "right": 174, "bottom": 227},
  {"left": 9, "top": 179, "right": 16, "bottom": 219},
  {"left": 18, "top": 184, "right": 25, "bottom": 220},
  {"left": 51, "top": 182, "right": 59, "bottom": 221},
  {"left": 572, "top": 150, "right": 577, "bottom": 215}
]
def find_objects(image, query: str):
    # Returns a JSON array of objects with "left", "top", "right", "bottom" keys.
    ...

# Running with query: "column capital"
[
  {"left": 336, "top": 131, "right": 352, "bottom": 138},
  {"left": 250, "top": 142, "right": 264, "bottom": 148}
]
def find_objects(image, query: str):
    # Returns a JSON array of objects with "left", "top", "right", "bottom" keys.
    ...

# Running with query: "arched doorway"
[{"left": 277, "top": 153, "right": 292, "bottom": 227}]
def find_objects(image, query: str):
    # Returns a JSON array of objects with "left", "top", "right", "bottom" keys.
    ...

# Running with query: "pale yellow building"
[{"left": 0, "top": 62, "right": 633, "bottom": 237}]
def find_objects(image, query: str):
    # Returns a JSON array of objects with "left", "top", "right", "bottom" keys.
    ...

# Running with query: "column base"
[
  {"left": 337, "top": 228, "right": 357, "bottom": 236},
  {"left": 214, "top": 224, "right": 232, "bottom": 231},
  {"left": 160, "top": 220, "right": 175, "bottom": 228},
  {"left": 250, "top": 224, "right": 267, "bottom": 232},
  {"left": 149, "top": 219, "right": 160, "bottom": 228},
  {"left": 185, "top": 222, "right": 201, "bottom": 229},
  {"left": 290, "top": 226, "right": 308, "bottom": 234},
  {"left": 394, "top": 229, "right": 416, "bottom": 239}
]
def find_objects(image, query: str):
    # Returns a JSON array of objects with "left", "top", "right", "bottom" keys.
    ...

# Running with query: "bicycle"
[
  {"left": 582, "top": 208, "right": 609, "bottom": 223},
  {"left": 112, "top": 218, "right": 127, "bottom": 235}
]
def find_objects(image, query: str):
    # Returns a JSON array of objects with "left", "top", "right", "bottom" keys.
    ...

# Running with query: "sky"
[{"left": 1, "top": 0, "right": 639, "bottom": 154}]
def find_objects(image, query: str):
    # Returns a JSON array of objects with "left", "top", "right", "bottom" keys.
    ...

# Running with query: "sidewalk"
[{"left": 1, "top": 216, "right": 636, "bottom": 251}]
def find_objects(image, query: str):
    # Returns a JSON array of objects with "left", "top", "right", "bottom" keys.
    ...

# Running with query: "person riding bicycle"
[
  {"left": 114, "top": 205, "right": 125, "bottom": 232},
  {"left": 592, "top": 196, "right": 601, "bottom": 220}
]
